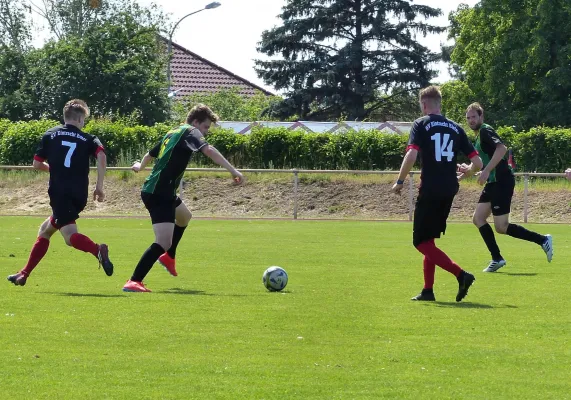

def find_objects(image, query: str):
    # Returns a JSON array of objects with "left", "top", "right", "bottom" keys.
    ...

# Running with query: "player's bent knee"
[{"left": 494, "top": 224, "right": 508, "bottom": 234}]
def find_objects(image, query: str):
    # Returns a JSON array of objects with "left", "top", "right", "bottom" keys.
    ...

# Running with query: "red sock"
[
  {"left": 416, "top": 240, "right": 462, "bottom": 277},
  {"left": 70, "top": 233, "right": 99, "bottom": 258},
  {"left": 21, "top": 237, "right": 50, "bottom": 276},
  {"left": 423, "top": 256, "right": 436, "bottom": 289}
]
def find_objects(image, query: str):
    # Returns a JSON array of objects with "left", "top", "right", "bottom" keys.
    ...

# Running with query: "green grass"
[{"left": 1, "top": 218, "right": 570, "bottom": 399}]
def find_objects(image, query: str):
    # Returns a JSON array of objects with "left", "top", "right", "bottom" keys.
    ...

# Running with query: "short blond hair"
[
  {"left": 466, "top": 102, "right": 484, "bottom": 116},
  {"left": 419, "top": 86, "right": 442, "bottom": 105},
  {"left": 63, "top": 99, "right": 90, "bottom": 121},
  {"left": 186, "top": 104, "right": 219, "bottom": 124}
]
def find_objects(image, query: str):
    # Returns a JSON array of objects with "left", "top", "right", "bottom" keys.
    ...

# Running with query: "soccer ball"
[{"left": 262, "top": 266, "right": 288, "bottom": 292}]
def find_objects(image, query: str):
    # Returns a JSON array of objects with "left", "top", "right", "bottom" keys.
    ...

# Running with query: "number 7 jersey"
[
  {"left": 407, "top": 114, "right": 478, "bottom": 196},
  {"left": 34, "top": 124, "right": 104, "bottom": 196}
]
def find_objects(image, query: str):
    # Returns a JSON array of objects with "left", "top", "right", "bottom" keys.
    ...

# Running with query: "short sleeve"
[
  {"left": 149, "top": 140, "right": 162, "bottom": 158},
  {"left": 183, "top": 128, "right": 208, "bottom": 152},
  {"left": 91, "top": 135, "right": 105, "bottom": 157},
  {"left": 481, "top": 127, "right": 503, "bottom": 147},
  {"left": 34, "top": 133, "right": 50, "bottom": 162},
  {"left": 406, "top": 121, "right": 422, "bottom": 152}
]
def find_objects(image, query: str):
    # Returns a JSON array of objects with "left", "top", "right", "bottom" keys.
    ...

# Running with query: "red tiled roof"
[{"left": 160, "top": 36, "right": 275, "bottom": 98}]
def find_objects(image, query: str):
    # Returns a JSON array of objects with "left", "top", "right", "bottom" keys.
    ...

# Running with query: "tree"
[
  {"left": 16, "top": 13, "right": 169, "bottom": 124},
  {"left": 171, "top": 87, "right": 283, "bottom": 123},
  {"left": 440, "top": 80, "right": 476, "bottom": 125},
  {"left": 448, "top": 0, "right": 571, "bottom": 129},
  {"left": 0, "top": 0, "right": 32, "bottom": 49},
  {"left": 29, "top": 0, "right": 169, "bottom": 40},
  {"left": 255, "top": 0, "right": 444, "bottom": 121}
]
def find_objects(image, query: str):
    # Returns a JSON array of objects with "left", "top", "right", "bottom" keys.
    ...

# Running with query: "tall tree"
[
  {"left": 255, "top": 0, "right": 444, "bottom": 121},
  {"left": 29, "top": 0, "right": 169, "bottom": 40},
  {"left": 0, "top": 0, "right": 32, "bottom": 50},
  {"left": 15, "top": 12, "right": 169, "bottom": 124},
  {"left": 448, "top": 0, "right": 571, "bottom": 128}
]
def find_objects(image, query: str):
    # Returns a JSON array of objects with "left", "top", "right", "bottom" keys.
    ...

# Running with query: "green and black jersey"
[
  {"left": 142, "top": 125, "right": 208, "bottom": 196},
  {"left": 475, "top": 123, "right": 513, "bottom": 183}
]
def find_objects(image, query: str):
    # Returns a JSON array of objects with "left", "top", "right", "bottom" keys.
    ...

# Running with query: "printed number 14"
[{"left": 431, "top": 133, "right": 454, "bottom": 162}]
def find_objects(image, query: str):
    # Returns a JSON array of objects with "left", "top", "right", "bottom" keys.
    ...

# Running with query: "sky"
[{"left": 31, "top": 0, "right": 480, "bottom": 93}]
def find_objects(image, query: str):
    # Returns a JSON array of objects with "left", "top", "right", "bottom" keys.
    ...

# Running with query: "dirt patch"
[{"left": 0, "top": 172, "right": 569, "bottom": 223}]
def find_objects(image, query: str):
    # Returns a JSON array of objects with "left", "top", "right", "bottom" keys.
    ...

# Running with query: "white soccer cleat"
[
  {"left": 541, "top": 234, "right": 553, "bottom": 263},
  {"left": 483, "top": 259, "right": 507, "bottom": 272}
]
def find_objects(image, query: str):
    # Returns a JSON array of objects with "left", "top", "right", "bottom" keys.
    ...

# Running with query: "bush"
[
  {"left": 0, "top": 119, "right": 58, "bottom": 165},
  {"left": 0, "top": 119, "right": 569, "bottom": 172}
]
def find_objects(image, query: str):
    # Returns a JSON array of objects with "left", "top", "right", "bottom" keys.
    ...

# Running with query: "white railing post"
[
  {"left": 523, "top": 173, "right": 529, "bottom": 223},
  {"left": 293, "top": 169, "right": 299, "bottom": 220},
  {"left": 408, "top": 172, "right": 414, "bottom": 221}
]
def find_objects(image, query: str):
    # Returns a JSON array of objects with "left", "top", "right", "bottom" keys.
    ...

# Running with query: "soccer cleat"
[
  {"left": 158, "top": 253, "right": 178, "bottom": 277},
  {"left": 456, "top": 271, "right": 475, "bottom": 302},
  {"left": 541, "top": 234, "right": 553, "bottom": 263},
  {"left": 122, "top": 280, "right": 151, "bottom": 292},
  {"left": 7, "top": 272, "right": 28, "bottom": 286},
  {"left": 411, "top": 289, "right": 436, "bottom": 301},
  {"left": 483, "top": 259, "right": 507, "bottom": 272},
  {"left": 97, "top": 244, "right": 114, "bottom": 276}
]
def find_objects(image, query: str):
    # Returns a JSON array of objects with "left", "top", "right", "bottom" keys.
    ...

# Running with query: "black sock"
[
  {"left": 506, "top": 224, "right": 545, "bottom": 245},
  {"left": 131, "top": 243, "right": 165, "bottom": 282},
  {"left": 167, "top": 225, "right": 187, "bottom": 259},
  {"left": 479, "top": 223, "right": 503, "bottom": 261}
]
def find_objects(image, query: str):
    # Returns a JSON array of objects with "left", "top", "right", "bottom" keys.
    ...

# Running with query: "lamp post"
[{"left": 166, "top": 2, "right": 221, "bottom": 96}]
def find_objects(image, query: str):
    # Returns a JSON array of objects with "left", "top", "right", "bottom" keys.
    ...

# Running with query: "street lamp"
[{"left": 166, "top": 2, "right": 222, "bottom": 96}]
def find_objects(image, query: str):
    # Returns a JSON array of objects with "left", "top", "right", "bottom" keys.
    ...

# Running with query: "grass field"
[{"left": 1, "top": 217, "right": 570, "bottom": 399}]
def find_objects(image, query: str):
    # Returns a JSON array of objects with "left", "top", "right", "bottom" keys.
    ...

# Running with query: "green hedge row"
[{"left": 0, "top": 119, "right": 569, "bottom": 172}]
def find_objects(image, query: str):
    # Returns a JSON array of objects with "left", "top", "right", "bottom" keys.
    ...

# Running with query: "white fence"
[
  {"left": 0, "top": 166, "right": 566, "bottom": 222},
  {"left": 216, "top": 120, "right": 413, "bottom": 135}
]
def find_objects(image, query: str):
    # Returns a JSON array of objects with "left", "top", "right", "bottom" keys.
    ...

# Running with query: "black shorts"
[
  {"left": 413, "top": 193, "right": 455, "bottom": 247},
  {"left": 49, "top": 191, "right": 87, "bottom": 228},
  {"left": 478, "top": 178, "right": 515, "bottom": 216},
  {"left": 141, "top": 192, "right": 183, "bottom": 224}
]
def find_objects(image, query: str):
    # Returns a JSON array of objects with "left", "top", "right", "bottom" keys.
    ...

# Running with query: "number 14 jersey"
[{"left": 407, "top": 114, "right": 478, "bottom": 196}]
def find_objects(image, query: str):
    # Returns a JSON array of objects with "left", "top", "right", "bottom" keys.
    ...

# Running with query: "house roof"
[{"left": 160, "top": 36, "right": 275, "bottom": 98}]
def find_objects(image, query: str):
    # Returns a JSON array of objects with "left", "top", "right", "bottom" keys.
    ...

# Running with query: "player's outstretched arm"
[
  {"left": 392, "top": 148, "right": 417, "bottom": 194},
  {"left": 93, "top": 151, "right": 107, "bottom": 202},
  {"left": 132, "top": 152, "right": 154, "bottom": 172},
  {"left": 32, "top": 159, "right": 50, "bottom": 172},
  {"left": 201, "top": 145, "right": 244, "bottom": 184}
]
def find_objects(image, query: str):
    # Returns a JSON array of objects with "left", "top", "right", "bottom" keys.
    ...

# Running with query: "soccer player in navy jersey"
[
  {"left": 7, "top": 99, "right": 113, "bottom": 286},
  {"left": 392, "top": 86, "right": 483, "bottom": 302},
  {"left": 460, "top": 103, "right": 553, "bottom": 272}
]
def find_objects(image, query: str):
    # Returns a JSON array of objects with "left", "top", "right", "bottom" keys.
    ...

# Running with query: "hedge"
[{"left": 0, "top": 119, "right": 569, "bottom": 172}]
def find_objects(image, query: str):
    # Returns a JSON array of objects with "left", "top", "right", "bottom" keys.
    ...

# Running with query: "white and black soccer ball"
[{"left": 262, "top": 266, "right": 288, "bottom": 292}]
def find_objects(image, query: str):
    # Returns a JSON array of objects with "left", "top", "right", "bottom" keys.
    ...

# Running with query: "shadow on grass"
[
  {"left": 160, "top": 288, "right": 249, "bottom": 297},
  {"left": 429, "top": 302, "right": 518, "bottom": 309},
  {"left": 159, "top": 288, "right": 211, "bottom": 296},
  {"left": 43, "top": 292, "right": 126, "bottom": 298},
  {"left": 499, "top": 272, "right": 538, "bottom": 277}
]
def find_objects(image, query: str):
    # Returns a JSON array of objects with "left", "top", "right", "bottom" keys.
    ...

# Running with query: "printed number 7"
[{"left": 62, "top": 141, "right": 77, "bottom": 168}]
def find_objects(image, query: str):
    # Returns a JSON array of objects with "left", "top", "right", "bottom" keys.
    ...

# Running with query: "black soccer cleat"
[
  {"left": 7, "top": 272, "right": 28, "bottom": 286},
  {"left": 411, "top": 289, "right": 436, "bottom": 301},
  {"left": 456, "top": 271, "right": 475, "bottom": 302},
  {"left": 97, "top": 244, "right": 114, "bottom": 276}
]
